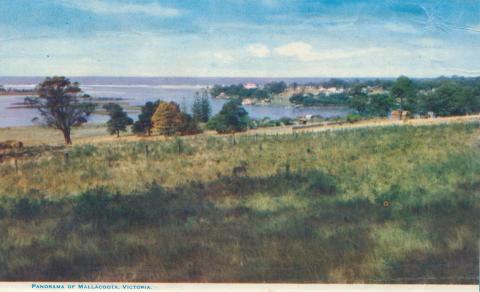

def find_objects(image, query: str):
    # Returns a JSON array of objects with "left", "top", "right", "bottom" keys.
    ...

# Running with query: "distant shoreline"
[{"left": 0, "top": 91, "right": 35, "bottom": 96}]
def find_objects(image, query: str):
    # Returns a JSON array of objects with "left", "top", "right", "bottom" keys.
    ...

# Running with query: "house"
[
  {"left": 215, "top": 92, "right": 227, "bottom": 99},
  {"left": 298, "top": 114, "right": 313, "bottom": 124},
  {"left": 242, "top": 98, "right": 255, "bottom": 105},
  {"left": 390, "top": 110, "right": 410, "bottom": 121},
  {"left": 243, "top": 83, "right": 258, "bottom": 89},
  {"left": 367, "top": 86, "right": 386, "bottom": 95}
]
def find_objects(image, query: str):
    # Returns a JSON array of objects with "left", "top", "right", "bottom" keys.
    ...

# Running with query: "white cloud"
[
  {"left": 59, "top": 0, "right": 180, "bottom": 17},
  {"left": 246, "top": 43, "right": 270, "bottom": 58},
  {"left": 466, "top": 24, "right": 480, "bottom": 33},
  {"left": 274, "top": 42, "right": 314, "bottom": 60},
  {"left": 274, "top": 41, "right": 383, "bottom": 62}
]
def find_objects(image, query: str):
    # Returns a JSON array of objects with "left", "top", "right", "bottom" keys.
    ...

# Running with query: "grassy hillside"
[{"left": 0, "top": 122, "right": 478, "bottom": 282}]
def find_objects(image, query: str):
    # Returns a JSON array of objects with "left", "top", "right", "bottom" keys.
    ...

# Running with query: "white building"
[{"left": 243, "top": 83, "right": 258, "bottom": 89}]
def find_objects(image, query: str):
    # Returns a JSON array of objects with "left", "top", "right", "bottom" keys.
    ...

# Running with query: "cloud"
[
  {"left": 274, "top": 41, "right": 383, "bottom": 62},
  {"left": 246, "top": 44, "right": 270, "bottom": 58},
  {"left": 58, "top": 0, "right": 180, "bottom": 17},
  {"left": 274, "top": 42, "right": 314, "bottom": 60}
]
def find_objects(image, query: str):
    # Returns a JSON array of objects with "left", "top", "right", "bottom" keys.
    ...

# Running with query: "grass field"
[{"left": 0, "top": 122, "right": 478, "bottom": 282}]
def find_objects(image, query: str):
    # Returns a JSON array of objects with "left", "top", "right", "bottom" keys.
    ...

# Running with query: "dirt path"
[
  {"left": 1, "top": 114, "right": 479, "bottom": 146},
  {"left": 288, "top": 114, "right": 480, "bottom": 134}
]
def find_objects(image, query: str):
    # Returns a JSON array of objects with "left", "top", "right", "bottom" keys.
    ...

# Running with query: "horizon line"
[{"left": 0, "top": 74, "right": 478, "bottom": 80}]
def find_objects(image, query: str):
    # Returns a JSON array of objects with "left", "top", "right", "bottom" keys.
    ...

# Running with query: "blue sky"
[{"left": 0, "top": 0, "right": 479, "bottom": 77}]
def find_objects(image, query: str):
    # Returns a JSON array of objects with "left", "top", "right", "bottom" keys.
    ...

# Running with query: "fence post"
[
  {"left": 14, "top": 159, "right": 18, "bottom": 174},
  {"left": 145, "top": 144, "right": 149, "bottom": 159}
]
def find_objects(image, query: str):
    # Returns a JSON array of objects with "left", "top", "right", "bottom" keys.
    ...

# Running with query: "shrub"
[{"left": 345, "top": 113, "right": 363, "bottom": 123}]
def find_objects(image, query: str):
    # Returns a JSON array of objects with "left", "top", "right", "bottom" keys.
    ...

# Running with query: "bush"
[{"left": 345, "top": 113, "right": 363, "bottom": 123}]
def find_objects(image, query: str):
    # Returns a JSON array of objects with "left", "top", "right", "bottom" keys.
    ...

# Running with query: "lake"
[{"left": 0, "top": 77, "right": 350, "bottom": 128}]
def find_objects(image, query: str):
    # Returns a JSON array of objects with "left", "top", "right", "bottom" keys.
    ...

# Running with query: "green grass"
[{"left": 0, "top": 122, "right": 478, "bottom": 282}]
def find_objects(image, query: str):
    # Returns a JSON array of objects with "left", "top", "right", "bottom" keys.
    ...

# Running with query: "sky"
[{"left": 0, "top": 0, "right": 479, "bottom": 77}]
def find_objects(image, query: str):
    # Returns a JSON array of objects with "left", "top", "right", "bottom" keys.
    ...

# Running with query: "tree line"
[
  {"left": 24, "top": 76, "right": 480, "bottom": 145},
  {"left": 349, "top": 76, "right": 480, "bottom": 117},
  {"left": 210, "top": 81, "right": 287, "bottom": 100},
  {"left": 25, "top": 77, "right": 251, "bottom": 145}
]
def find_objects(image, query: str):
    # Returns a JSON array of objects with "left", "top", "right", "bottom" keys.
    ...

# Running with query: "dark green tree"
[
  {"left": 25, "top": 76, "right": 95, "bottom": 145},
  {"left": 103, "top": 103, "right": 133, "bottom": 137},
  {"left": 207, "top": 100, "right": 249, "bottom": 133},
  {"left": 200, "top": 91, "right": 212, "bottom": 121},
  {"left": 192, "top": 91, "right": 212, "bottom": 123},
  {"left": 264, "top": 81, "right": 287, "bottom": 95},
  {"left": 367, "top": 94, "right": 395, "bottom": 117},
  {"left": 132, "top": 100, "right": 160, "bottom": 136},
  {"left": 391, "top": 76, "right": 417, "bottom": 111},
  {"left": 419, "top": 82, "right": 480, "bottom": 116},
  {"left": 348, "top": 84, "right": 369, "bottom": 114},
  {"left": 348, "top": 84, "right": 394, "bottom": 116}
]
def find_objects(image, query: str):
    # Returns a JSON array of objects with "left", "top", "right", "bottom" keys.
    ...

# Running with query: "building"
[
  {"left": 242, "top": 98, "right": 255, "bottom": 105},
  {"left": 243, "top": 83, "right": 258, "bottom": 89},
  {"left": 390, "top": 110, "right": 410, "bottom": 121}
]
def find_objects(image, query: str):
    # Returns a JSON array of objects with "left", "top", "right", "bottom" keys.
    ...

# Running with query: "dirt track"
[{"left": 1, "top": 114, "right": 479, "bottom": 146}]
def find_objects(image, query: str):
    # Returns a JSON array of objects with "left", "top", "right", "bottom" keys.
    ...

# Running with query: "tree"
[
  {"left": 207, "top": 100, "right": 249, "bottom": 133},
  {"left": 103, "top": 103, "right": 133, "bottom": 137},
  {"left": 348, "top": 84, "right": 394, "bottom": 116},
  {"left": 391, "top": 76, "right": 417, "bottom": 111},
  {"left": 265, "top": 81, "right": 287, "bottom": 95},
  {"left": 25, "top": 76, "right": 95, "bottom": 145},
  {"left": 419, "top": 82, "right": 480, "bottom": 116},
  {"left": 178, "top": 112, "right": 201, "bottom": 135},
  {"left": 152, "top": 101, "right": 201, "bottom": 136},
  {"left": 192, "top": 90, "right": 211, "bottom": 123},
  {"left": 200, "top": 92, "right": 212, "bottom": 121},
  {"left": 367, "top": 94, "right": 395, "bottom": 117},
  {"left": 348, "top": 84, "right": 369, "bottom": 114},
  {"left": 132, "top": 100, "right": 160, "bottom": 136}
]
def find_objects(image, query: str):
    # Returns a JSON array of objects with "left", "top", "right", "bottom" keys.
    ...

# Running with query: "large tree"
[
  {"left": 207, "top": 99, "right": 249, "bottom": 133},
  {"left": 25, "top": 76, "right": 95, "bottom": 145},
  {"left": 151, "top": 101, "right": 200, "bottom": 136},
  {"left": 132, "top": 100, "right": 160, "bottom": 136},
  {"left": 391, "top": 76, "right": 417, "bottom": 111},
  {"left": 103, "top": 103, "right": 133, "bottom": 137}
]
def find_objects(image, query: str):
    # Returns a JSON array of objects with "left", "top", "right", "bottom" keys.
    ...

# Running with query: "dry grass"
[{"left": 0, "top": 121, "right": 478, "bottom": 282}]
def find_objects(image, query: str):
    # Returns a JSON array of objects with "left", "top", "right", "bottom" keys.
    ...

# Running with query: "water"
[{"left": 0, "top": 77, "right": 350, "bottom": 128}]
